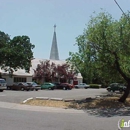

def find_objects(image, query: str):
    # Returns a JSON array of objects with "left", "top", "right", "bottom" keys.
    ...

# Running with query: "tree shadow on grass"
[
  {"left": 68, "top": 97, "right": 130, "bottom": 117},
  {"left": 84, "top": 107, "right": 130, "bottom": 117}
]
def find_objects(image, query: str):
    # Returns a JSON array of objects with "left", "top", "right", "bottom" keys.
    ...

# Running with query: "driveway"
[{"left": 0, "top": 88, "right": 107, "bottom": 103}]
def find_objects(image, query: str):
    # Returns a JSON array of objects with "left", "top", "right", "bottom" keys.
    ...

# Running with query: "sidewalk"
[{"left": 0, "top": 101, "right": 84, "bottom": 114}]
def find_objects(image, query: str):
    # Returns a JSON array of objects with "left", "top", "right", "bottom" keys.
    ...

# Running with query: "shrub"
[{"left": 89, "top": 84, "right": 101, "bottom": 89}]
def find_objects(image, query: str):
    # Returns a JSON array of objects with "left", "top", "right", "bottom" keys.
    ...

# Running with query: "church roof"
[
  {"left": 0, "top": 59, "right": 82, "bottom": 79},
  {"left": 0, "top": 68, "right": 32, "bottom": 76},
  {"left": 30, "top": 58, "right": 66, "bottom": 75},
  {"left": 0, "top": 59, "right": 65, "bottom": 76}
]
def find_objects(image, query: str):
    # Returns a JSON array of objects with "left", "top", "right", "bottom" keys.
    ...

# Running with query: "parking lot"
[{"left": 0, "top": 88, "right": 107, "bottom": 103}]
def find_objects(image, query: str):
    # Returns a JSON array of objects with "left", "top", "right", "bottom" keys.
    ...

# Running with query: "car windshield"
[
  {"left": 0, "top": 80, "right": 6, "bottom": 83},
  {"left": 53, "top": 83, "right": 60, "bottom": 85},
  {"left": 32, "top": 82, "right": 38, "bottom": 85},
  {"left": 27, "top": 82, "right": 37, "bottom": 85},
  {"left": 22, "top": 83, "right": 29, "bottom": 86}
]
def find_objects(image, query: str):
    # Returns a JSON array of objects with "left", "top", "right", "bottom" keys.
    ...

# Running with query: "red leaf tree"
[{"left": 33, "top": 60, "right": 77, "bottom": 84}]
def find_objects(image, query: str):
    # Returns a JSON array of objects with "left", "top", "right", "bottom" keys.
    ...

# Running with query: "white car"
[
  {"left": 0, "top": 78, "right": 7, "bottom": 92},
  {"left": 75, "top": 83, "right": 90, "bottom": 89},
  {"left": 26, "top": 82, "right": 41, "bottom": 91}
]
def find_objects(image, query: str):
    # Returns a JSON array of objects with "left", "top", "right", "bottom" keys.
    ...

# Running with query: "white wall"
[
  {"left": 2, "top": 75, "right": 32, "bottom": 86},
  {"left": 27, "top": 77, "right": 32, "bottom": 82},
  {"left": 77, "top": 78, "right": 83, "bottom": 84},
  {"left": 2, "top": 75, "right": 13, "bottom": 86}
]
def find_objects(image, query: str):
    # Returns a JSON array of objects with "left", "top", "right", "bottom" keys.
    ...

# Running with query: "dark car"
[
  {"left": 7, "top": 82, "right": 33, "bottom": 91},
  {"left": 53, "top": 82, "right": 61, "bottom": 89},
  {"left": 107, "top": 83, "right": 126, "bottom": 92},
  {"left": 26, "top": 82, "right": 41, "bottom": 91},
  {"left": 53, "top": 82, "right": 73, "bottom": 90}
]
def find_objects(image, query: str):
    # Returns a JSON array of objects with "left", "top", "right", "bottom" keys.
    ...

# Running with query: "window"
[{"left": 14, "top": 77, "right": 26, "bottom": 82}]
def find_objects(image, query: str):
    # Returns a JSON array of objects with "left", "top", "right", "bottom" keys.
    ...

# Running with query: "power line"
[{"left": 114, "top": 0, "right": 126, "bottom": 16}]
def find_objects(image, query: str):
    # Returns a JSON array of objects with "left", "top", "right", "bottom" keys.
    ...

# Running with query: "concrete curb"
[
  {"left": 49, "top": 98, "right": 63, "bottom": 101},
  {"left": 64, "top": 99, "right": 75, "bottom": 102},
  {"left": 22, "top": 97, "right": 75, "bottom": 103},
  {"left": 35, "top": 97, "right": 49, "bottom": 100},
  {"left": 23, "top": 97, "right": 33, "bottom": 103}
]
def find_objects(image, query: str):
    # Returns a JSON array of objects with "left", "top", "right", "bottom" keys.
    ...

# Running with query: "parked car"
[
  {"left": 74, "top": 83, "right": 90, "bottom": 89},
  {"left": 52, "top": 82, "right": 61, "bottom": 89},
  {"left": 53, "top": 82, "right": 73, "bottom": 90},
  {"left": 107, "top": 83, "right": 126, "bottom": 92},
  {"left": 0, "top": 78, "right": 7, "bottom": 92},
  {"left": 7, "top": 82, "right": 33, "bottom": 91},
  {"left": 41, "top": 83, "right": 55, "bottom": 90},
  {"left": 26, "top": 82, "right": 41, "bottom": 91}
]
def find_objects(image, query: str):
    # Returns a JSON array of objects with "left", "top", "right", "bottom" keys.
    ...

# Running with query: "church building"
[{"left": 0, "top": 25, "right": 82, "bottom": 86}]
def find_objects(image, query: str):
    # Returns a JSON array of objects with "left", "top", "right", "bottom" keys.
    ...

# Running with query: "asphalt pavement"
[{"left": 0, "top": 88, "right": 107, "bottom": 103}]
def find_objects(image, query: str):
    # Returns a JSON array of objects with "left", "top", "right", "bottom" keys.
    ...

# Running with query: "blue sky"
[{"left": 0, "top": 0, "right": 130, "bottom": 60}]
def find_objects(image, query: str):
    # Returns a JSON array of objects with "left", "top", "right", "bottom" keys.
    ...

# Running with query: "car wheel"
[
  {"left": 0, "top": 90, "right": 3, "bottom": 92},
  {"left": 21, "top": 87, "right": 24, "bottom": 91},
  {"left": 48, "top": 87, "right": 51, "bottom": 90},
  {"left": 84, "top": 87, "right": 88, "bottom": 89},
  {"left": 75, "top": 86, "right": 79, "bottom": 89},
  {"left": 35, "top": 89, "right": 38, "bottom": 91},
  {"left": 7, "top": 86, "right": 10, "bottom": 90},
  {"left": 119, "top": 89, "right": 123, "bottom": 92},
  {"left": 63, "top": 87, "right": 67, "bottom": 90},
  {"left": 107, "top": 89, "right": 111, "bottom": 92}
]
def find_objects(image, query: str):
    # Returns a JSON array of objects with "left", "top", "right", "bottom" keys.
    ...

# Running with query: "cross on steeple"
[{"left": 54, "top": 24, "right": 56, "bottom": 32}]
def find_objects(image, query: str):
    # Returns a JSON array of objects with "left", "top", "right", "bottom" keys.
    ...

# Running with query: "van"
[{"left": 0, "top": 78, "right": 7, "bottom": 92}]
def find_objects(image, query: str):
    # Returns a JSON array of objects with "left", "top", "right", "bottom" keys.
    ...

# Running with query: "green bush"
[{"left": 89, "top": 84, "right": 101, "bottom": 89}]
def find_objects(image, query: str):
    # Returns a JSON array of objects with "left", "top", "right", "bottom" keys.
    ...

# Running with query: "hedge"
[{"left": 89, "top": 84, "right": 102, "bottom": 89}]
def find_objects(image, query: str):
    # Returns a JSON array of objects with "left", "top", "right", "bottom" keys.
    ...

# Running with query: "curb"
[
  {"left": 23, "top": 97, "right": 33, "bottom": 103},
  {"left": 22, "top": 97, "right": 75, "bottom": 103},
  {"left": 50, "top": 98, "right": 63, "bottom": 101},
  {"left": 64, "top": 99, "right": 75, "bottom": 102},
  {"left": 35, "top": 97, "right": 49, "bottom": 100}
]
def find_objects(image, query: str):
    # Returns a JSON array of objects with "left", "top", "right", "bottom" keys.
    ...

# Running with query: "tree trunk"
[{"left": 118, "top": 83, "right": 130, "bottom": 103}]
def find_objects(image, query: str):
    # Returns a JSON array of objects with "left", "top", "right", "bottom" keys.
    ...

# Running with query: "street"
[{"left": 0, "top": 106, "right": 129, "bottom": 130}]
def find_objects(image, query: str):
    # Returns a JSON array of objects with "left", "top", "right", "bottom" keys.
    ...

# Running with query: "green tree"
[
  {"left": 67, "top": 35, "right": 103, "bottom": 84},
  {"left": 67, "top": 11, "right": 130, "bottom": 102},
  {"left": 0, "top": 31, "right": 35, "bottom": 74},
  {"left": 0, "top": 31, "right": 10, "bottom": 65}
]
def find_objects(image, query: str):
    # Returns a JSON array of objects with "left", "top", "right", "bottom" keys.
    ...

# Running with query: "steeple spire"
[{"left": 50, "top": 25, "right": 59, "bottom": 60}]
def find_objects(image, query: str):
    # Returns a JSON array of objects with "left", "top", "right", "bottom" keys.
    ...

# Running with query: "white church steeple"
[{"left": 50, "top": 25, "right": 59, "bottom": 60}]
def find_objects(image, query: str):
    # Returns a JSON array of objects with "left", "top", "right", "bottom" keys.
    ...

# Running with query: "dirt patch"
[
  {"left": 25, "top": 99, "right": 73, "bottom": 109},
  {"left": 24, "top": 96, "right": 130, "bottom": 109},
  {"left": 75, "top": 97, "right": 130, "bottom": 109}
]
